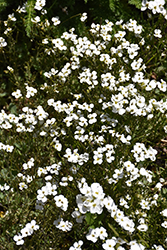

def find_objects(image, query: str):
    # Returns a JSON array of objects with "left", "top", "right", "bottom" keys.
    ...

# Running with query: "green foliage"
[
  {"left": 128, "top": 0, "right": 142, "bottom": 9},
  {"left": 0, "top": 0, "right": 143, "bottom": 28},
  {"left": 109, "top": 0, "right": 116, "bottom": 11},
  {"left": 25, "top": 0, "right": 36, "bottom": 37},
  {"left": 0, "top": 0, "right": 7, "bottom": 12},
  {"left": 76, "top": 0, "right": 142, "bottom": 23},
  {"left": 0, "top": 0, "right": 23, "bottom": 19}
]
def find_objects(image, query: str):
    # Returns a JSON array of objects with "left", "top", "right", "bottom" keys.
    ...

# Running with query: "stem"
[
  {"left": 61, "top": 14, "right": 81, "bottom": 26},
  {"left": 145, "top": 54, "right": 157, "bottom": 65},
  {"left": 108, "top": 223, "right": 119, "bottom": 237}
]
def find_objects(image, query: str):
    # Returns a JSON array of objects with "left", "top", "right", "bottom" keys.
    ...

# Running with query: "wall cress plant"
[{"left": 0, "top": 0, "right": 167, "bottom": 249}]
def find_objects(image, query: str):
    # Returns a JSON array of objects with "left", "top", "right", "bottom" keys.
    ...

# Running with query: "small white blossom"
[
  {"left": 52, "top": 17, "right": 61, "bottom": 26},
  {"left": 80, "top": 13, "right": 87, "bottom": 22}
]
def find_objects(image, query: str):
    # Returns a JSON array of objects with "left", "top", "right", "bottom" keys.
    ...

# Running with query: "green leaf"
[
  {"left": 0, "top": 192, "right": 4, "bottom": 199},
  {"left": 25, "top": 0, "right": 36, "bottom": 37},
  {"left": 0, "top": 92, "right": 7, "bottom": 97},
  {"left": 0, "top": 0, "right": 7, "bottom": 11},
  {"left": 162, "top": 188, "right": 167, "bottom": 194},
  {"left": 85, "top": 212, "right": 96, "bottom": 225},
  {"left": 128, "top": 0, "right": 142, "bottom": 9},
  {"left": 9, "top": 103, "right": 17, "bottom": 115},
  {"left": 109, "top": 0, "right": 115, "bottom": 11},
  {"left": 1, "top": 168, "right": 8, "bottom": 178},
  {"left": 14, "top": 143, "right": 22, "bottom": 151},
  {"left": 157, "top": 66, "right": 165, "bottom": 73}
]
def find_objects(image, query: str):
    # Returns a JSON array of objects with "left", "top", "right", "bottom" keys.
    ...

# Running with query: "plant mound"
[{"left": 0, "top": 0, "right": 167, "bottom": 249}]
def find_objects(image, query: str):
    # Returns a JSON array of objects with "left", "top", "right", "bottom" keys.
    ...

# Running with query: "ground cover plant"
[
  {"left": 0, "top": 0, "right": 142, "bottom": 27},
  {"left": 0, "top": 0, "right": 167, "bottom": 249}
]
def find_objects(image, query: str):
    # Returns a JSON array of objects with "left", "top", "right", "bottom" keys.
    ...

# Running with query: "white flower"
[
  {"left": 71, "top": 209, "right": 85, "bottom": 223},
  {"left": 54, "top": 194, "right": 68, "bottom": 211},
  {"left": 42, "top": 38, "right": 49, "bottom": 44},
  {"left": 113, "top": 169, "right": 124, "bottom": 179},
  {"left": 89, "top": 199, "right": 103, "bottom": 214},
  {"left": 88, "top": 113, "right": 97, "bottom": 124},
  {"left": 69, "top": 240, "right": 83, "bottom": 250},
  {"left": 102, "top": 238, "right": 116, "bottom": 250},
  {"left": 137, "top": 224, "right": 148, "bottom": 231},
  {"left": 114, "top": 31, "right": 126, "bottom": 41},
  {"left": 6, "top": 145, "right": 14, "bottom": 152},
  {"left": 52, "top": 17, "right": 61, "bottom": 26},
  {"left": 86, "top": 228, "right": 99, "bottom": 243},
  {"left": 31, "top": 16, "right": 40, "bottom": 23},
  {"left": 1, "top": 183, "right": 10, "bottom": 191},
  {"left": 41, "top": 9, "right": 47, "bottom": 15},
  {"left": 19, "top": 182, "right": 28, "bottom": 190},
  {"left": 8, "top": 13, "right": 16, "bottom": 21},
  {"left": 4, "top": 27, "right": 12, "bottom": 34},
  {"left": 93, "top": 154, "right": 103, "bottom": 164},
  {"left": 153, "top": 245, "right": 165, "bottom": 250},
  {"left": 26, "top": 220, "right": 39, "bottom": 231},
  {"left": 124, "top": 161, "right": 135, "bottom": 172},
  {"left": 140, "top": 199, "right": 150, "bottom": 210},
  {"left": 97, "top": 226, "right": 108, "bottom": 240},
  {"left": 37, "top": 187, "right": 48, "bottom": 203},
  {"left": 35, "top": 105, "right": 48, "bottom": 120},
  {"left": 37, "top": 167, "right": 47, "bottom": 177},
  {"left": 54, "top": 141, "right": 62, "bottom": 151},
  {"left": 12, "top": 89, "right": 22, "bottom": 98},
  {"left": 7, "top": 66, "right": 14, "bottom": 73},
  {"left": 103, "top": 196, "right": 114, "bottom": 211},
  {"left": 119, "top": 216, "right": 135, "bottom": 233},
  {"left": 157, "top": 79, "right": 167, "bottom": 92},
  {"left": 161, "top": 221, "right": 167, "bottom": 228},
  {"left": 80, "top": 13, "right": 87, "bottom": 22},
  {"left": 129, "top": 241, "right": 145, "bottom": 250},
  {"left": 155, "top": 182, "right": 163, "bottom": 191},
  {"left": 26, "top": 175, "right": 33, "bottom": 183},
  {"left": 34, "top": 0, "right": 46, "bottom": 11},
  {"left": 26, "top": 85, "right": 37, "bottom": 98},
  {"left": 160, "top": 209, "right": 167, "bottom": 217},
  {"left": 90, "top": 182, "right": 102, "bottom": 196},
  {"left": 21, "top": 227, "right": 32, "bottom": 237},
  {"left": 154, "top": 29, "right": 162, "bottom": 38},
  {"left": 13, "top": 235, "right": 24, "bottom": 245},
  {"left": 0, "top": 37, "right": 7, "bottom": 47},
  {"left": 53, "top": 218, "right": 73, "bottom": 231}
]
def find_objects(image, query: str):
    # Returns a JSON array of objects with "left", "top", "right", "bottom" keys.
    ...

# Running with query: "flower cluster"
[
  {"left": 0, "top": 183, "right": 10, "bottom": 191},
  {"left": 76, "top": 180, "right": 105, "bottom": 214},
  {"left": 13, "top": 220, "right": 39, "bottom": 245},
  {"left": 34, "top": 0, "right": 46, "bottom": 11},
  {"left": 86, "top": 227, "right": 108, "bottom": 243},
  {"left": 131, "top": 143, "right": 157, "bottom": 162},
  {"left": 25, "top": 84, "right": 37, "bottom": 98},
  {"left": 0, "top": 2, "right": 167, "bottom": 249},
  {"left": 141, "top": 0, "right": 167, "bottom": 18},
  {"left": 64, "top": 148, "right": 89, "bottom": 165},
  {"left": 0, "top": 142, "right": 14, "bottom": 152},
  {"left": 76, "top": 179, "right": 136, "bottom": 235},
  {"left": 160, "top": 209, "right": 167, "bottom": 229},
  {"left": 53, "top": 218, "right": 73, "bottom": 232}
]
